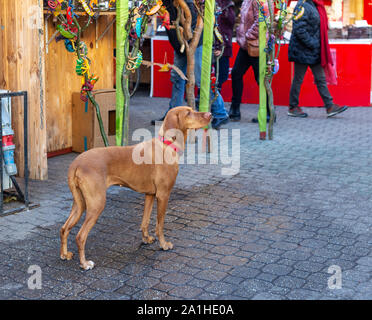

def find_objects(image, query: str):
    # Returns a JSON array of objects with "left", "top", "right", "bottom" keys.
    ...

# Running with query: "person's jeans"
[
  {"left": 166, "top": 46, "right": 228, "bottom": 120},
  {"left": 169, "top": 46, "right": 202, "bottom": 109},
  {"left": 208, "top": 89, "right": 228, "bottom": 120},
  {"left": 169, "top": 51, "right": 187, "bottom": 109},
  {"left": 214, "top": 55, "right": 230, "bottom": 91},
  {"left": 289, "top": 62, "right": 333, "bottom": 108}
]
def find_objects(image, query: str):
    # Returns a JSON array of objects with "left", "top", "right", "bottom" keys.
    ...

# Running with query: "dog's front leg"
[
  {"left": 155, "top": 194, "right": 173, "bottom": 250},
  {"left": 141, "top": 194, "right": 155, "bottom": 244}
]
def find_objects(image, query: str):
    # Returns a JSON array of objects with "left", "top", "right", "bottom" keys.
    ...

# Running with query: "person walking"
[
  {"left": 151, "top": 0, "right": 229, "bottom": 129},
  {"left": 214, "top": 0, "right": 235, "bottom": 92},
  {"left": 228, "top": 0, "right": 270, "bottom": 122},
  {"left": 288, "top": 0, "right": 347, "bottom": 118}
]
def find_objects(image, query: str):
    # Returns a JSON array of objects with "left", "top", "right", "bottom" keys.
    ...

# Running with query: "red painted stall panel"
[
  {"left": 219, "top": 44, "right": 292, "bottom": 106},
  {"left": 270, "top": 44, "right": 293, "bottom": 106},
  {"left": 365, "top": 0, "right": 372, "bottom": 25},
  {"left": 151, "top": 38, "right": 174, "bottom": 98},
  {"left": 151, "top": 38, "right": 371, "bottom": 107},
  {"left": 298, "top": 43, "right": 371, "bottom": 107}
]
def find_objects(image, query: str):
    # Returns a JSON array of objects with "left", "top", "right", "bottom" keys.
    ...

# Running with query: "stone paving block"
[
  {"left": 294, "top": 261, "right": 325, "bottom": 273},
  {"left": 90, "top": 292, "right": 131, "bottom": 300},
  {"left": 219, "top": 255, "right": 248, "bottom": 266},
  {"left": 285, "top": 289, "right": 322, "bottom": 300},
  {"left": 162, "top": 272, "right": 193, "bottom": 286},
  {"left": 356, "top": 256, "right": 372, "bottom": 266},
  {"left": 132, "top": 289, "right": 172, "bottom": 300},
  {"left": 195, "top": 269, "right": 228, "bottom": 282},
  {"left": 114, "top": 284, "right": 141, "bottom": 296},
  {"left": 222, "top": 275, "right": 245, "bottom": 286},
  {"left": 238, "top": 278, "right": 275, "bottom": 296},
  {"left": 204, "top": 282, "right": 236, "bottom": 296},
  {"left": 252, "top": 292, "right": 283, "bottom": 300},
  {"left": 256, "top": 273, "right": 278, "bottom": 283},
  {"left": 229, "top": 265, "right": 261, "bottom": 279},
  {"left": 168, "top": 285, "right": 203, "bottom": 299},
  {"left": 262, "top": 264, "right": 293, "bottom": 276}
]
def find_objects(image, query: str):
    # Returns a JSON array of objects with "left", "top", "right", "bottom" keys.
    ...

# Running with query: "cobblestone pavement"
[{"left": 1, "top": 91, "right": 372, "bottom": 300}]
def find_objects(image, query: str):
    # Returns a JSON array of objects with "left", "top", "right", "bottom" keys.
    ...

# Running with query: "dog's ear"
[{"left": 159, "top": 111, "right": 180, "bottom": 141}]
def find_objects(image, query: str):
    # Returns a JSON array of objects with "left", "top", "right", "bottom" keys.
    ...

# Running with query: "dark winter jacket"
[
  {"left": 216, "top": 0, "right": 235, "bottom": 57},
  {"left": 163, "top": 0, "right": 202, "bottom": 55},
  {"left": 288, "top": 0, "right": 321, "bottom": 65}
]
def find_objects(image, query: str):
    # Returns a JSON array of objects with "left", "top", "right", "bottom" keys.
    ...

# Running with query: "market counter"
[{"left": 151, "top": 37, "right": 371, "bottom": 107}]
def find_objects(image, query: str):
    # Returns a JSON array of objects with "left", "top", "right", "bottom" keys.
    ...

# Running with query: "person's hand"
[{"left": 214, "top": 49, "right": 222, "bottom": 57}]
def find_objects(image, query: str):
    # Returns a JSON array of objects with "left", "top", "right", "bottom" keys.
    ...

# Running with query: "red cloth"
[{"left": 312, "top": 0, "right": 337, "bottom": 85}]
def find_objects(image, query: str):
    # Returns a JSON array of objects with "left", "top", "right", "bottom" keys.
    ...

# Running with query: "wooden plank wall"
[
  {"left": 44, "top": 15, "right": 115, "bottom": 153},
  {"left": 0, "top": 0, "right": 48, "bottom": 180}
]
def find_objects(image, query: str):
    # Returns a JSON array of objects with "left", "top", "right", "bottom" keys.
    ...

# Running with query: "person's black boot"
[{"left": 228, "top": 105, "right": 241, "bottom": 121}]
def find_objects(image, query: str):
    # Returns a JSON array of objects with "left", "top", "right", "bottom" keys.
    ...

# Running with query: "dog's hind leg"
[
  {"left": 155, "top": 194, "right": 173, "bottom": 251},
  {"left": 141, "top": 194, "right": 155, "bottom": 244},
  {"left": 75, "top": 191, "right": 106, "bottom": 270},
  {"left": 60, "top": 200, "right": 85, "bottom": 260},
  {"left": 61, "top": 166, "right": 86, "bottom": 261}
]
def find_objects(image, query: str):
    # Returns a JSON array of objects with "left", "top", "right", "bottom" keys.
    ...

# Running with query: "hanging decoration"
[
  {"left": 158, "top": 6, "right": 170, "bottom": 30},
  {"left": 79, "top": 0, "right": 99, "bottom": 19},
  {"left": 47, "top": 0, "right": 110, "bottom": 146},
  {"left": 257, "top": 0, "right": 305, "bottom": 140},
  {"left": 117, "top": 0, "right": 190, "bottom": 145},
  {"left": 116, "top": 0, "right": 157, "bottom": 146},
  {"left": 158, "top": 52, "right": 171, "bottom": 72}
]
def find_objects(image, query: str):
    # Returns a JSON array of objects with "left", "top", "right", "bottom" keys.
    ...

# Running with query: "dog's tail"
[{"left": 67, "top": 163, "right": 86, "bottom": 217}]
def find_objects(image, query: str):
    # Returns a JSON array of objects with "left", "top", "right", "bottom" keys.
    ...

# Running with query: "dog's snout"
[{"left": 204, "top": 112, "right": 212, "bottom": 120}]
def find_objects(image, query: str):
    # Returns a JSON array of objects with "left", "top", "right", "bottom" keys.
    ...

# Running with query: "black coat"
[{"left": 288, "top": 0, "right": 321, "bottom": 65}]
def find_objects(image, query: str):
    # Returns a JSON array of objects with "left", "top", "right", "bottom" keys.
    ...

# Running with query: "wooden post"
[{"left": 0, "top": 0, "right": 48, "bottom": 180}]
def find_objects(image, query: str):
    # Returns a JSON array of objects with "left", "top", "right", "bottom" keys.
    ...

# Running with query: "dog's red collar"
[{"left": 158, "top": 136, "right": 183, "bottom": 155}]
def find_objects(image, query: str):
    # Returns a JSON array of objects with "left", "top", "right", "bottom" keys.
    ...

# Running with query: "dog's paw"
[
  {"left": 142, "top": 235, "right": 155, "bottom": 244},
  {"left": 60, "top": 251, "right": 74, "bottom": 260},
  {"left": 80, "top": 260, "right": 95, "bottom": 270},
  {"left": 160, "top": 241, "right": 173, "bottom": 251}
]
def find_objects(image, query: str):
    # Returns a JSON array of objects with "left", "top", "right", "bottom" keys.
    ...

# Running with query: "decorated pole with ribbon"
[
  {"left": 258, "top": 0, "right": 268, "bottom": 140},
  {"left": 116, "top": 0, "right": 129, "bottom": 146},
  {"left": 264, "top": 0, "right": 275, "bottom": 140},
  {"left": 199, "top": 0, "right": 215, "bottom": 114},
  {"left": 257, "top": 0, "right": 305, "bottom": 140}
]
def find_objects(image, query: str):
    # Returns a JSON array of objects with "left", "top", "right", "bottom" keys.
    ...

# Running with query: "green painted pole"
[
  {"left": 116, "top": 0, "right": 129, "bottom": 146},
  {"left": 258, "top": 0, "right": 267, "bottom": 140},
  {"left": 199, "top": 0, "right": 215, "bottom": 113}
]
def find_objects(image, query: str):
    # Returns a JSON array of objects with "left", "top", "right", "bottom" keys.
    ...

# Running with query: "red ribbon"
[{"left": 158, "top": 136, "right": 183, "bottom": 155}]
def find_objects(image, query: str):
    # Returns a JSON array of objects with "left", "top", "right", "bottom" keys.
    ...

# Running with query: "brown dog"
[{"left": 60, "top": 107, "right": 212, "bottom": 270}]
